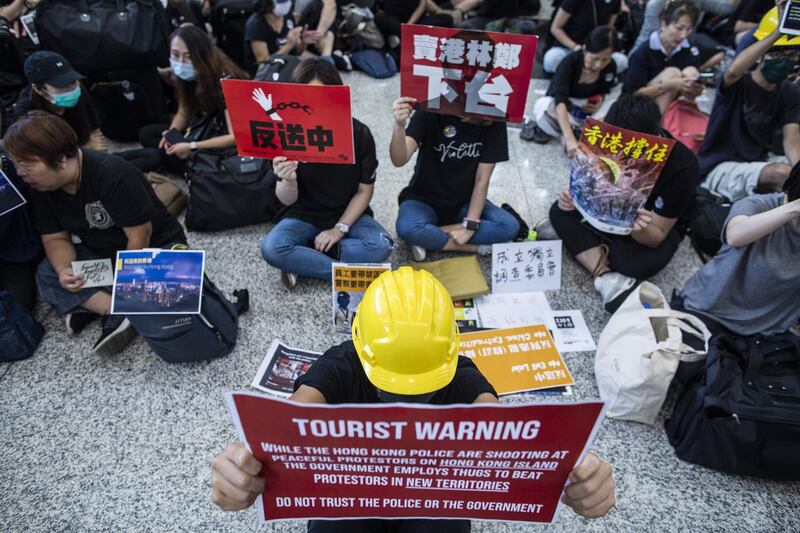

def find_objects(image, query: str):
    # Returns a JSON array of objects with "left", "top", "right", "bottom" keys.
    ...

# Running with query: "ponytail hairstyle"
[{"left": 585, "top": 25, "right": 617, "bottom": 54}]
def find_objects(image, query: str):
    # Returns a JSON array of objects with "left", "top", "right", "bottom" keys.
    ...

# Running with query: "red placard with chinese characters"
[
  {"left": 226, "top": 393, "right": 605, "bottom": 524},
  {"left": 221, "top": 79, "right": 354, "bottom": 164},
  {"left": 569, "top": 118, "right": 676, "bottom": 235},
  {"left": 400, "top": 24, "right": 537, "bottom": 123}
]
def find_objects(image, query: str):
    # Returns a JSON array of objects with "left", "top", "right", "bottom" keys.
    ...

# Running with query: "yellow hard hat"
[
  {"left": 754, "top": 6, "right": 800, "bottom": 48},
  {"left": 351, "top": 266, "right": 460, "bottom": 396}
]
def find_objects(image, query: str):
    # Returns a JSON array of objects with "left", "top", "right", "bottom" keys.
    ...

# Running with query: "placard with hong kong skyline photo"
[
  {"left": 111, "top": 250, "right": 205, "bottom": 315},
  {"left": 0, "top": 168, "right": 26, "bottom": 217}
]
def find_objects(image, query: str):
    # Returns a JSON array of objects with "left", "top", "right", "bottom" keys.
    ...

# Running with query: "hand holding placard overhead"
[{"left": 222, "top": 80, "right": 355, "bottom": 164}]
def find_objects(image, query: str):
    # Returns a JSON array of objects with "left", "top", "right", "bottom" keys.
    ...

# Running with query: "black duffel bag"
[
  {"left": 35, "top": 0, "right": 169, "bottom": 74},
  {"left": 185, "top": 147, "right": 282, "bottom": 231},
  {"left": 666, "top": 333, "right": 800, "bottom": 480}
]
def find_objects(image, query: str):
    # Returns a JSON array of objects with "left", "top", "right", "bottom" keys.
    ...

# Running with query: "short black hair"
[
  {"left": 785, "top": 161, "right": 800, "bottom": 202},
  {"left": 291, "top": 58, "right": 343, "bottom": 86},
  {"left": 585, "top": 26, "right": 617, "bottom": 54},
  {"left": 604, "top": 94, "right": 662, "bottom": 135}
]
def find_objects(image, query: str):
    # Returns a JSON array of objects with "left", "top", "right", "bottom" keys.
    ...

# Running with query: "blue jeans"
[
  {"left": 260, "top": 215, "right": 394, "bottom": 279},
  {"left": 36, "top": 245, "right": 105, "bottom": 316},
  {"left": 395, "top": 200, "right": 520, "bottom": 251}
]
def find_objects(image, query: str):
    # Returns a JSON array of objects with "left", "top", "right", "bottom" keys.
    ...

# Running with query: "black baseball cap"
[{"left": 24, "top": 51, "right": 83, "bottom": 88}]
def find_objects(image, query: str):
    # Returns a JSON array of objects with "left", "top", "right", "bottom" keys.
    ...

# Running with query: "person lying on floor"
[{"left": 537, "top": 94, "right": 699, "bottom": 313}]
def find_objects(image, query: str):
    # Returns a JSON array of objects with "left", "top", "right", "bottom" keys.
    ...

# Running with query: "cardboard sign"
[
  {"left": 252, "top": 340, "right": 322, "bottom": 397},
  {"left": 459, "top": 325, "right": 573, "bottom": 395},
  {"left": 226, "top": 393, "right": 605, "bottom": 524},
  {"left": 111, "top": 250, "right": 205, "bottom": 315},
  {"left": 492, "top": 241, "right": 562, "bottom": 293},
  {"left": 570, "top": 118, "right": 676, "bottom": 235},
  {"left": 401, "top": 24, "right": 537, "bottom": 123},
  {"left": 71, "top": 259, "right": 114, "bottom": 288},
  {"left": 222, "top": 79, "right": 355, "bottom": 164},
  {"left": 0, "top": 168, "right": 26, "bottom": 217},
  {"left": 332, "top": 263, "right": 391, "bottom": 335},
  {"left": 780, "top": 1, "right": 800, "bottom": 35}
]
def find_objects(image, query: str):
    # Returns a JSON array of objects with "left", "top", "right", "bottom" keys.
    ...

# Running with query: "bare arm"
[
  {"left": 316, "top": 0, "right": 336, "bottom": 34},
  {"left": 41, "top": 231, "right": 78, "bottom": 275},
  {"left": 122, "top": 221, "right": 153, "bottom": 250},
  {"left": 551, "top": 9, "right": 579, "bottom": 51},
  {"left": 726, "top": 199, "right": 800, "bottom": 247},
  {"left": 195, "top": 109, "right": 236, "bottom": 150},
  {"left": 630, "top": 210, "right": 677, "bottom": 248},
  {"left": 390, "top": 97, "right": 419, "bottom": 167},
  {"left": 472, "top": 392, "right": 500, "bottom": 404},
  {"left": 782, "top": 123, "right": 800, "bottom": 167},
  {"left": 288, "top": 384, "right": 328, "bottom": 403},
  {"left": 337, "top": 182, "right": 374, "bottom": 227},
  {"left": 723, "top": 24, "right": 781, "bottom": 88},
  {"left": 465, "top": 162, "right": 493, "bottom": 222},
  {"left": 408, "top": 0, "right": 427, "bottom": 24}
]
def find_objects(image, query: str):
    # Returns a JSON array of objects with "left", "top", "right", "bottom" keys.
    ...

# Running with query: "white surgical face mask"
[{"left": 273, "top": 0, "right": 291, "bottom": 17}]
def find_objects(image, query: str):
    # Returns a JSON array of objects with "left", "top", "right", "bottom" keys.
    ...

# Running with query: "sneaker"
[
  {"left": 533, "top": 217, "right": 558, "bottom": 240},
  {"left": 410, "top": 244, "right": 426, "bottom": 262},
  {"left": 531, "top": 124, "right": 553, "bottom": 144},
  {"left": 520, "top": 118, "right": 536, "bottom": 141},
  {"left": 92, "top": 315, "right": 137, "bottom": 355},
  {"left": 387, "top": 35, "right": 401, "bottom": 49},
  {"left": 332, "top": 50, "right": 353, "bottom": 72},
  {"left": 65, "top": 312, "right": 99, "bottom": 335},
  {"left": 281, "top": 271, "right": 298, "bottom": 290},
  {"left": 594, "top": 272, "right": 641, "bottom": 313}
]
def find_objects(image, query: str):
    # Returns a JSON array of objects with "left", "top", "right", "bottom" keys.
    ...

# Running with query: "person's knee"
[
  {"left": 259, "top": 231, "right": 286, "bottom": 264},
  {"left": 360, "top": 230, "right": 395, "bottom": 259},
  {"left": 395, "top": 214, "right": 425, "bottom": 242},
  {"left": 682, "top": 66, "right": 700, "bottom": 78},
  {"left": 758, "top": 163, "right": 791, "bottom": 190},
  {"left": 496, "top": 212, "right": 520, "bottom": 241}
]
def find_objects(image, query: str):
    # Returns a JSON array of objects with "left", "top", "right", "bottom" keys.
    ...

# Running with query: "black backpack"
[
  {"left": 254, "top": 55, "right": 302, "bottom": 83},
  {"left": 687, "top": 187, "right": 732, "bottom": 263},
  {"left": 125, "top": 278, "right": 248, "bottom": 363},
  {"left": 210, "top": 0, "right": 253, "bottom": 68},
  {"left": 0, "top": 290, "right": 44, "bottom": 362},
  {"left": 88, "top": 67, "right": 167, "bottom": 141},
  {"left": 666, "top": 333, "right": 800, "bottom": 480}
]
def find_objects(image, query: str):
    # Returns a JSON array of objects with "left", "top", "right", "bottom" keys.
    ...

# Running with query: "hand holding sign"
[{"left": 211, "top": 443, "right": 266, "bottom": 511}]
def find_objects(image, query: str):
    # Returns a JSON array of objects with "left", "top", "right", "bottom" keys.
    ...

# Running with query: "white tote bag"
[{"left": 594, "top": 282, "right": 711, "bottom": 425}]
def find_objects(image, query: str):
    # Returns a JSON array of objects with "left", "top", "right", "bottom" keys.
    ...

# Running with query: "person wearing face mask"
[
  {"left": 528, "top": 26, "right": 621, "bottom": 156},
  {"left": 698, "top": 4, "right": 800, "bottom": 202},
  {"left": 624, "top": 0, "right": 704, "bottom": 114},
  {"left": 10, "top": 51, "right": 108, "bottom": 152},
  {"left": 210, "top": 267, "right": 618, "bottom": 529},
  {"left": 117, "top": 25, "right": 248, "bottom": 175}
]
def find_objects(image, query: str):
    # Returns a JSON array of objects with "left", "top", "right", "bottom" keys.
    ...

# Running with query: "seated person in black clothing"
[
  {"left": 531, "top": 26, "right": 621, "bottom": 155},
  {"left": 211, "top": 267, "right": 617, "bottom": 528},
  {"left": 544, "top": 0, "right": 626, "bottom": 74},
  {"left": 733, "top": 0, "right": 773, "bottom": 46},
  {"left": 375, "top": 0, "right": 454, "bottom": 54},
  {"left": 624, "top": 0, "right": 703, "bottom": 114},
  {"left": 540, "top": 95, "right": 699, "bottom": 313},
  {"left": 118, "top": 25, "right": 248, "bottom": 175},
  {"left": 457, "top": 0, "right": 536, "bottom": 33},
  {"left": 260, "top": 60, "right": 393, "bottom": 289},
  {"left": 244, "top": 0, "right": 334, "bottom": 74},
  {"left": 0, "top": 152, "right": 43, "bottom": 312},
  {"left": 3, "top": 112, "right": 186, "bottom": 355},
  {"left": 11, "top": 51, "right": 108, "bottom": 152},
  {"left": 698, "top": 15, "right": 800, "bottom": 203}
]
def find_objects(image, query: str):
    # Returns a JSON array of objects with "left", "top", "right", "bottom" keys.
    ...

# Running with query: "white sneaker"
[
  {"left": 281, "top": 271, "right": 298, "bottom": 290},
  {"left": 594, "top": 272, "right": 639, "bottom": 313},
  {"left": 410, "top": 245, "right": 426, "bottom": 262}
]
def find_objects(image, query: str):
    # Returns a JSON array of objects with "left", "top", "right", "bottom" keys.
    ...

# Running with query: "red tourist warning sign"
[
  {"left": 222, "top": 79, "right": 355, "bottom": 164},
  {"left": 400, "top": 24, "right": 537, "bottom": 123},
  {"left": 226, "top": 393, "right": 605, "bottom": 524}
]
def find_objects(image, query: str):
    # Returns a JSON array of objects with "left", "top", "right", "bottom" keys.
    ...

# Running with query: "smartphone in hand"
[{"left": 164, "top": 128, "right": 187, "bottom": 145}]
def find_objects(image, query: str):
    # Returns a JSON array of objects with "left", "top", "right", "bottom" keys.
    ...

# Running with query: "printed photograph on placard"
[
  {"left": 0, "top": 168, "right": 27, "bottom": 217},
  {"left": 111, "top": 250, "right": 205, "bottom": 315},
  {"left": 251, "top": 339, "right": 322, "bottom": 397},
  {"left": 331, "top": 263, "right": 391, "bottom": 335},
  {"left": 569, "top": 118, "right": 675, "bottom": 235}
]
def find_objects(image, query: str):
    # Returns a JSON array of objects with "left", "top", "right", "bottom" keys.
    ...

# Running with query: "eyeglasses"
[{"left": 9, "top": 158, "right": 38, "bottom": 172}]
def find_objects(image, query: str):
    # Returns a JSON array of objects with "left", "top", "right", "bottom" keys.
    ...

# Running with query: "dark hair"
[
  {"left": 252, "top": 0, "right": 275, "bottom": 14},
  {"left": 660, "top": 0, "right": 699, "bottom": 26},
  {"left": 604, "top": 94, "right": 662, "bottom": 135},
  {"left": 585, "top": 25, "right": 616, "bottom": 54},
  {"left": 3, "top": 110, "right": 79, "bottom": 168},
  {"left": 785, "top": 161, "right": 800, "bottom": 202},
  {"left": 170, "top": 25, "right": 248, "bottom": 116},
  {"left": 29, "top": 81, "right": 92, "bottom": 145},
  {"left": 291, "top": 58, "right": 343, "bottom": 85}
]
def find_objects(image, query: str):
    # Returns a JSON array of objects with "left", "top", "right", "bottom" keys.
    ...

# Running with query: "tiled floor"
[{"left": 1, "top": 73, "right": 797, "bottom": 532}]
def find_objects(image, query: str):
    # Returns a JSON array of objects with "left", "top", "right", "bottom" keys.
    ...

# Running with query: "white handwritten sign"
[
  {"left": 72, "top": 259, "right": 114, "bottom": 288},
  {"left": 491, "top": 240, "right": 562, "bottom": 293}
]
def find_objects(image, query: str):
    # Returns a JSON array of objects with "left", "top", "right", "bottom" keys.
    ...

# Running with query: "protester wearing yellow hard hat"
[
  {"left": 210, "top": 267, "right": 617, "bottom": 528},
  {"left": 754, "top": 5, "right": 800, "bottom": 48}
]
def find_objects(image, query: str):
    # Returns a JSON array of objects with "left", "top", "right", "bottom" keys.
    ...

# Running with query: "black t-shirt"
[
  {"left": 698, "top": 74, "right": 800, "bottom": 177},
  {"left": 643, "top": 135, "right": 699, "bottom": 236},
  {"left": 399, "top": 111, "right": 509, "bottom": 224},
  {"left": 624, "top": 33, "right": 701, "bottom": 93},
  {"left": 243, "top": 13, "right": 294, "bottom": 69},
  {"left": 546, "top": 49, "right": 619, "bottom": 108},
  {"left": 294, "top": 341, "right": 498, "bottom": 404},
  {"left": 559, "top": 0, "right": 621, "bottom": 46},
  {"left": 283, "top": 118, "right": 378, "bottom": 229},
  {"left": 738, "top": 0, "right": 773, "bottom": 23},
  {"left": 30, "top": 150, "right": 186, "bottom": 259},
  {"left": 478, "top": 0, "right": 520, "bottom": 19},
  {"left": 13, "top": 84, "right": 101, "bottom": 146},
  {"left": 382, "top": 0, "right": 418, "bottom": 21}
]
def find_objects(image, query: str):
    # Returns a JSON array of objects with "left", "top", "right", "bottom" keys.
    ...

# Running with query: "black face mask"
[{"left": 376, "top": 388, "right": 436, "bottom": 404}]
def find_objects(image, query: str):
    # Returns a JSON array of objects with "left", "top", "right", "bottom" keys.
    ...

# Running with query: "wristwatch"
[
  {"left": 336, "top": 222, "right": 350, "bottom": 234},
  {"left": 190, "top": 141, "right": 198, "bottom": 151},
  {"left": 463, "top": 218, "right": 481, "bottom": 231}
]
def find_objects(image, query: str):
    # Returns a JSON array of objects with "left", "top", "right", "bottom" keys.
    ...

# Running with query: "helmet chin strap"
[{"left": 376, "top": 388, "right": 436, "bottom": 404}]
